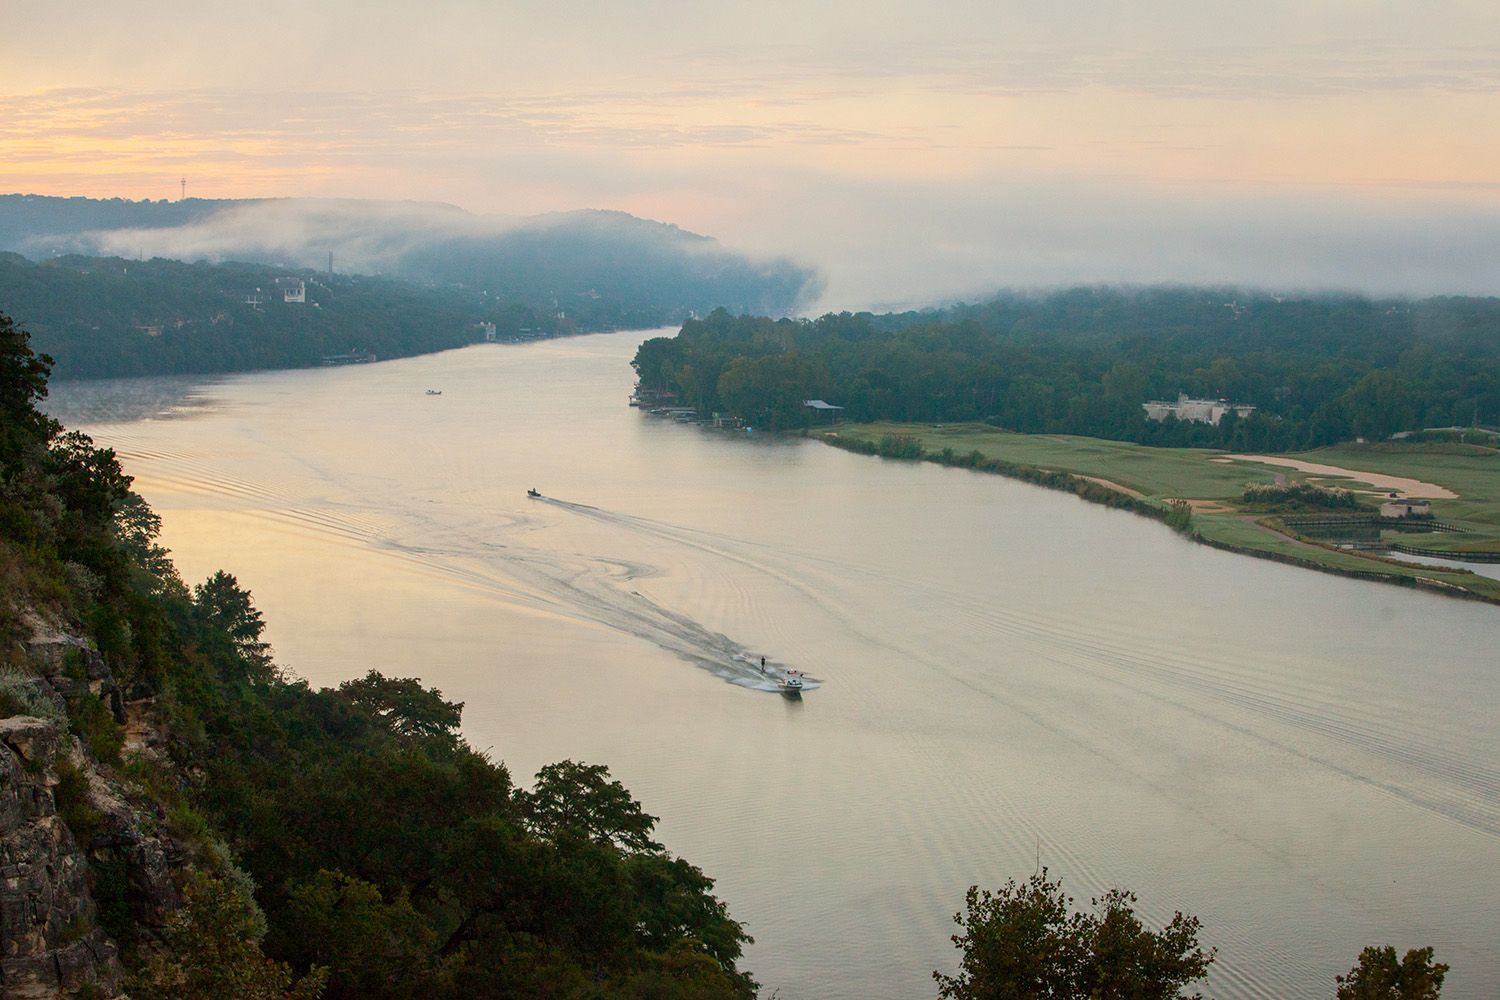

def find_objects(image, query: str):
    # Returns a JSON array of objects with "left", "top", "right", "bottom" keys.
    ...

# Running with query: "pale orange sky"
[{"left": 4, "top": 0, "right": 1499, "bottom": 306}]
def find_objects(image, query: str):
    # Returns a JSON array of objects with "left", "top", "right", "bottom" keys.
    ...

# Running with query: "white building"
[
  {"left": 1142, "top": 393, "right": 1256, "bottom": 425},
  {"left": 276, "top": 277, "right": 306, "bottom": 303}
]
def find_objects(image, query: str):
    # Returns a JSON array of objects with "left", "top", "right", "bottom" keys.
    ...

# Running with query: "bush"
[
  {"left": 1241, "top": 481, "right": 1362, "bottom": 511},
  {"left": 1336, "top": 945, "right": 1447, "bottom": 1000},
  {"left": 54, "top": 751, "right": 103, "bottom": 846},
  {"left": 68, "top": 691, "right": 124, "bottom": 764},
  {"left": 1166, "top": 500, "right": 1194, "bottom": 533},
  {"left": 0, "top": 671, "right": 64, "bottom": 722},
  {"left": 935, "top": 869, "right": 1214, "bottom": 1000},
  {"left": 877, "top": 433, "right": 925, "bottom": 459},
  {"left": 125, "top": 875, "right": 328, "bottom": 1000},
  {"left": 91, "top": 855, "right": 132, "bottom": 942}
]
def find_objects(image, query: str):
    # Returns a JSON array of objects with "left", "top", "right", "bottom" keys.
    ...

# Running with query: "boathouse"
[
  {"left": 804, "top": 399, "right": 844, "bottom": 423},
  {"left": 1380, "top": 498, "right": 1431, "bottom": 518}
]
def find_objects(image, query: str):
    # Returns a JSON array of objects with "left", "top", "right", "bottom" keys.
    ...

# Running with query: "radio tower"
[{"left": 180, "top": 177, "right": 186, "bottom": 201}]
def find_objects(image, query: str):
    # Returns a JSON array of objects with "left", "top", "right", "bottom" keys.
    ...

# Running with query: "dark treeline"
[
  {"left": 0, "top": 252, "right": 658, "bottom": 379},
  {"left": 0, "top": 306, "right": 756, "bottom": 998},
  {"left": 632, "top": 287, "right": 1500, "bottom": 450}
]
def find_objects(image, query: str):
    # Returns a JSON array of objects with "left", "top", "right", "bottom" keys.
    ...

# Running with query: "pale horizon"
[{"left": 5, "top": 1, "right": 1499, "bottom": 310}]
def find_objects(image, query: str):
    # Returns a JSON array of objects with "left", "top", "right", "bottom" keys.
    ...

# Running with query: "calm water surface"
[{"left": 47, "top": 333, "right": 1500, "bottom": 999}]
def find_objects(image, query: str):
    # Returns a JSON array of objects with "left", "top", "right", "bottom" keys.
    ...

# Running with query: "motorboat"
[
  {"left": 526, "top": 488, "right": 541, "bottom": 498},
  {"left": 426, "top": 389, "right": 442, "bottom": 395}
]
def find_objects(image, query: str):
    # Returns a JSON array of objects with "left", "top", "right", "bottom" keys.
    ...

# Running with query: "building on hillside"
[
  {"left": 321, "top": 350, "right": 377, "bottom": 366},
  {"left": 276, "top": 277, "right": 306, "bottom": 303},
  {"left": 479, "top": 322, "right": 497, "bottom": 342},
  {"left": 1142, "top": 393, "right": 1255, "bottom": 426}
]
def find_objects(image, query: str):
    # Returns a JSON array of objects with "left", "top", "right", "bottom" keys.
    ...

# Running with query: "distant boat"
[
  {"left": 527, "top": 488, "right": 541, "bottom": 498},
  {"left": 426, "top": 389, "right": 442, "bottom": 395}
]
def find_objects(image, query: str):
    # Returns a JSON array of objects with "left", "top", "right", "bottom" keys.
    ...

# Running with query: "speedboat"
[
  {"left": 526, "top": 488, "right": 541, "bottom": 498},
  {"left": 426, "top": 389, "right": 442, "bottom": 395}
]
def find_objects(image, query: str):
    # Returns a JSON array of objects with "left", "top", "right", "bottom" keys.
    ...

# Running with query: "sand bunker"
[
  {"left": 1220, "top": 455, "right": 1458, "bottom": 498},
  {"left": 1079, "top": 475, "right": 1143, "bottom": 498},
  {"left": 1171, "top": 498, "right": 1234, "bottom": 513}
]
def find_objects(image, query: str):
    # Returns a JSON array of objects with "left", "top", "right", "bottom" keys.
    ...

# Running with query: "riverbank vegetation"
[
  {"left": 821, "top": 422, "right": 1500, "bottom": 604},
  {"left": 1239, "top": 482, "right": 1366, "bottom": 513},
  {"left": 0, "top": 252, "right": 595, "bottom": 379},
  {"left": 628, "top": 287, "right": 1500, "bottom": 603},
  {"left": 631, "top": 290, "right": 1500, "bottom": 448}
]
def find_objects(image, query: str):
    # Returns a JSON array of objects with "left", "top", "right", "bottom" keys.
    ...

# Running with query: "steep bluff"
[{"left": 0, "top": 622, "right": 185, "bottom": 1000}]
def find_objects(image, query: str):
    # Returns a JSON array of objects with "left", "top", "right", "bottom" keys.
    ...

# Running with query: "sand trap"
[
  {"left": 1171, "top": 498, "right": 1234, "bottom": 512},
  {"left": 1079, "top": 476, "right": 1143, "bottom": 498},
  {"left": 1220, "top": 455, "right": 1458, "bottom": 498}
]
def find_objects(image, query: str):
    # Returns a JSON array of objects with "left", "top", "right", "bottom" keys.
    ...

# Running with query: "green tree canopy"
[
  {"left": 1335, "top": 946, "right": 1448, "bottom": 1000},
  {"left": 337, "top": 669, "right": 464, "bottom": 746},
  {"left": 934, "top": 869, "right": 1215, "bottom": 1000},
  {"left": 518, "top": 759, "right": 664, "bottom": 854}
]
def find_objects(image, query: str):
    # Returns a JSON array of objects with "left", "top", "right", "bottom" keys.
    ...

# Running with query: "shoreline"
[{"left": 815, "top": 425, "right": 1500, "bottom": 607}]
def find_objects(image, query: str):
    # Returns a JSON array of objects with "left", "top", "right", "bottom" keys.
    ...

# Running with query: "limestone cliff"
[{"left": 0, "top": 620, "right": 187, "bottom": 1000}]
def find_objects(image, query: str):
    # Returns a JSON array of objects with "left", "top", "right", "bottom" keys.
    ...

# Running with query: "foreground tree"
[
  {"left": 934, "top": 869, "right": 1214, "bottom": 1000},
  {"left": 128, "top": 877, "right": 328, "bottom": 1000},
  {"left": 1336, "top": 946, "right": 1447, "bottom": 1000}
]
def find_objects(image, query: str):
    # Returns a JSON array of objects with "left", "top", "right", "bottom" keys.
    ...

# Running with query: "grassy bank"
[{"left": 819, "top": 422, "right": 1500, "bottom": 604}]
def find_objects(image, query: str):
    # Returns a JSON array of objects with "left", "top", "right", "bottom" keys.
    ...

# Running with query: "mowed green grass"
[
  {"left": 827, "top": 423, "right": 1500, "bottom": 602},
  {"left": 1315, "top": 444, "right": 1500, "bottom": 527},
  {"left": 834, "top": 422, "right": 1278, "bottom": 499}
]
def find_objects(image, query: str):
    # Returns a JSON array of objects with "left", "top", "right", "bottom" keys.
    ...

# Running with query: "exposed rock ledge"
[
  {"left": 0, "top": 616, "right": 189, "bottom": 999},
  {"left": 0, "top": 715, "right": 123, "bottom": 999}
]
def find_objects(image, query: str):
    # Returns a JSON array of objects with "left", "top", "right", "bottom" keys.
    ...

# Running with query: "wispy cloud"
[{"left": 3, "top": 1, "right": 1499, "bottom": 305}]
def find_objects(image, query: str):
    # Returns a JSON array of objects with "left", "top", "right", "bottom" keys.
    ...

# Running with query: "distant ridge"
[{"left": 0, "top": 194, "right": 822, "bottom": 318}]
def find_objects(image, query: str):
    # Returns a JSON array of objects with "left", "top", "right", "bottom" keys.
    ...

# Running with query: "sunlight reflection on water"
[{"left": 47, "top": 334, "right": 1500, "bottom": 1000}]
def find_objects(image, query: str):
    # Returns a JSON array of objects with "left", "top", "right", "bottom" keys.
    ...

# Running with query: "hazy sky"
[{"left": 4, "top": 1, "right": 1499, "bottom": 308}]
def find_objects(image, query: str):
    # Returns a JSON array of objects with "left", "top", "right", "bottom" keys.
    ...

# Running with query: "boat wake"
[{"left": 498, "top": 497, "right": 823, "bottom": 692}]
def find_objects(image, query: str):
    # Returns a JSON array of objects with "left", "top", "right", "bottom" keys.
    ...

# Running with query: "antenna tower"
[{"left": 180, "top": 177, "right": 186, "bottom": 201}]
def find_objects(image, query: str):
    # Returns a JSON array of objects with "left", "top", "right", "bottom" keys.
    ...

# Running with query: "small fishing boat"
[{"left": 426, "top": 389, "right": 442, "bottom": 395}]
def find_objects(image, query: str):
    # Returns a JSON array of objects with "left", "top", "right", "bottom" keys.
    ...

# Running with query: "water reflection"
[
  {"left": 42, "top": 374, "right": 224, "bottom": 426},
  {"left": 1291, "top": 518, "right": 1500, "bottom": 581},
  {"left": 46, "top": 336, "right": 1500, "bottom": 1000}
]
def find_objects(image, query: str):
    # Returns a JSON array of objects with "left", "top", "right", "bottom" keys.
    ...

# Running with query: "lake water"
[{"left": 46, "top": 333, "right": 1500, "bottom": 999}]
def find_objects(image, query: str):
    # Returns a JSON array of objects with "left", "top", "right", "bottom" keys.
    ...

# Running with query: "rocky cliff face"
[
  {"left": 0, "top": 621, "right": 187, "bottom": 999},
  {"left": 0, "top": 715, "right": 122, "bottom": 999}
]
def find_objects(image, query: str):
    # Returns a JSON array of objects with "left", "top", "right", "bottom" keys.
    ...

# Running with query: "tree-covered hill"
[
  {"left": 0, "top": 252, "right": 579, "bottom": 379},
  {"left": 0, "top": 194, "right": 822, "bottom": 326},
  {"left": 632, "top": 288, "right": 1500, "bottom": 451}
]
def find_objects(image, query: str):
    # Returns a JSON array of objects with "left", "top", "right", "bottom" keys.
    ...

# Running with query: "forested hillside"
[
  {"left": 0, "top": 253, "right": 582, "bottom": 379},
  {"left": 0, "top": 194, "right": 821, "bottom": 332},
  {"left": 632, "top": 288, "right": 1500, "bottom": 451},
  {"left": 0, "top": 308, "right": 757, "bottom": 998}
]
